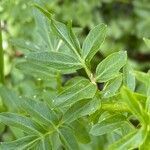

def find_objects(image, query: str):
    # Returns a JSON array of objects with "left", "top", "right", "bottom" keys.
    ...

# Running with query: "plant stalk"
[{"left": 0, "top": 21, "right": 4, "bottom": 84}]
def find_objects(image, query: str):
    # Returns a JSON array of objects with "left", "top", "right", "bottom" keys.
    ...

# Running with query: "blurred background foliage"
[{"left": 0, "top": 0, "right": 150, "bottom": 145}]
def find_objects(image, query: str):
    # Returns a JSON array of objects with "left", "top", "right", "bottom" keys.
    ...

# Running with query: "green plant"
[
  {"left": 0, "top": 21, "right": 4, "bottom": 84},
  {"left": 0, "top": 5, "right": 150, "bottom": 150}
]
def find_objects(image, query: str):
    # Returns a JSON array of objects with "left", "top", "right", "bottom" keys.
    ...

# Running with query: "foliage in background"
[{"left": 0, "top": 0, "right": 150, "bottom": 150}]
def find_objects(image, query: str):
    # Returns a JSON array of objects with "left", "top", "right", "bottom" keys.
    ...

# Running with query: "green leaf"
[
  {"left": 16, "top": 61, "right": 57, "bottom": 80},
  {"left": 71, "top": 120, "right": 91, "bottom": 144},
  {"left": 10, "top": 39, "right": 40, "bottom": 52},
  {"left": 143, "top": 37, "right": 150, "bottom": 49},
  {"left": 140, "top": 131, "right": 150, "bottom": 150},
  {"left": 109, "top": 129, "right": 145, "bottom": 150},
  {"left": 59, "top": 125, "right": 79, "bottom": 150},
  {"left": 0, "top": 86, "right": 21, "bottom": 112},
  {"left": 102, "top": 75, "right": 122, "bottom": 98},
  {"left": 33, "top": 136, "right": 52, "bottom": 150},
  {"left": 90, "top": 114, "right": 126, "bottom": 136},
  {"left": 34, "top": 5, "right": 81, "bottom": 56},
  {"left": 123, "top": 63, "right": 135, "bottom": 91},
  {"left": 21, "top": 98, "right": 59, "bottom": 127},
  {"left": 134, "top": 71, "right": 150, "bottom": 86},
  {"left": 33, "top": 8, "right": 55, "bottom": 51},
  {"left": 146, "top": 96, "right": 150, "bottom": 113},
  {"left": 0, "top": 112, "right": 45, "bottom": 135},
  {"left": 51, "top": 20, "right": 81, "bottom": 54},
  {"left": 27, "top": 51, "right": 82, "bottom": 72},
  {"left": 134, "top": 71, "right": 150, "bottom": 96},
  {"left": 0, "top": 135, "right": 38, "bottom": 150},
  {"left": 96, "top": 51, "right": 127, "bottom": 82},
  {"left": 63, "top": 94, "right": 100, "bottom": 123},
  {"left": 121, "top": 87, "right": 147, "bottom": 123},
  {"left": 54, "top": 78, "right": 97, "bottom": 107},
  {"left": 82, "top": 23, "right": 107, "bottom": 61}
]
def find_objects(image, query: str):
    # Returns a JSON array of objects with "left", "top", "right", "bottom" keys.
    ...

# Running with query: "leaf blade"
[
  {"left": 82, "top": 24, "right": 107, "bottom": 61},
  {"left": 96, "top": 51, "right": 127, "bottom": 82}
]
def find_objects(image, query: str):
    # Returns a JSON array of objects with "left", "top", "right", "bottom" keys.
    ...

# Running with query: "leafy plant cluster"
[{"left": 0, "top": 4, "right": 150, "bottom": 149}]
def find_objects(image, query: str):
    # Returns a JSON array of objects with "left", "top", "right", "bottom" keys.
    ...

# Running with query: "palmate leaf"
[
  {"left": 96, "top": 51, "right": 127, "bottom": 82},
  {"left": 54, "top": 77, "right": 97, "bottom": 107},
  {"left": 59, "top": 125, "right": 79, "bottom": 150},
  {"left": 0, "top": 135, "right": 39, "bottom": 150},
  {"left": 21, "top": 98, "right": 59, "bottom": 127},
  {"left": 0, "top": 112, "right": 45, "bottom": 135},
  {"left": 90, "top": 114, "right": 126, "bottom": 136},
  {"left": 27, "top": 51, "right": 82, "bottom": 73},
  {"left": 81, "top": 24, "right": 107, "bottom": 62},
  {"left": 109, "top": 129, "right": 146, "bottom": 150},
  {"left": 16, "top": 61, "right": 57, "bottom": 80}
]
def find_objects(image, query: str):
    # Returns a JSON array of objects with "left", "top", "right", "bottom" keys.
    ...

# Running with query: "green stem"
[
  {"left": 69, "top": 44, "right": 96, "bottom": 84},
  {"left": 0, "top": 21, "right": 4, "bottom": 84},
  {"left": 83, "top": 63, "right": 96, "bottom": 84}
]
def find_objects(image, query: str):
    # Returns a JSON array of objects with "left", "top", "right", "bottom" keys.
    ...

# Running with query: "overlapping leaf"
[
  {"left": 58, "top": 125, "right": 79, "bottom": 150},
  {"left": 21, "top": 98, "right": 59, "bottom": 127},
  {"left": 0, "top": 112, "right": 45, "bottom": 135},
  {"left": 81, "top": 24, "right": 107, "bottom": 61},
  {"left": 109, "top": 129, "right": 145, "bottom": 150},
  {"left": 27, "top": 51, "right": 82, "bottom": 72},
  {"left": 96, "top": 51, "right": 127, "bottom": 82},
  {"left": 16, "top": 61, "right": 57, "bottom": 80},
  {"left": 90, "top": 114, "right": 126, "bottom": 136},
  {"left": 54, "top": 78, "right": 97, "bottom": 107}
]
